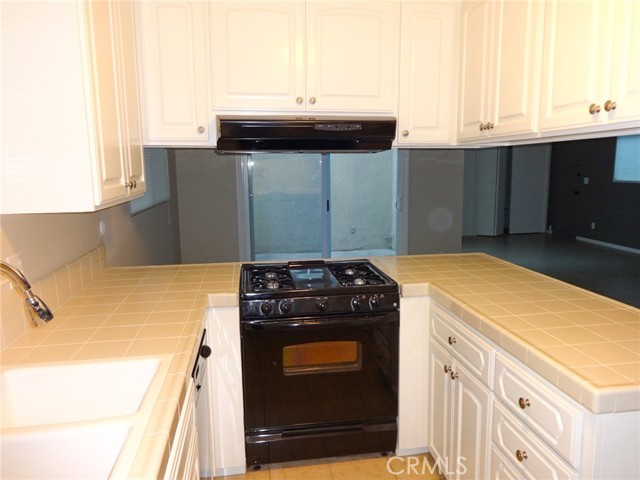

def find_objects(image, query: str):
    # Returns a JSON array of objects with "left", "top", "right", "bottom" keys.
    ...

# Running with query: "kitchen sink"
[
  {"left": 0, "top": 356, "right": 169, "bottom": 429},
  {"left": 1, "top": 420, "right": 131, "bottom": 479}
]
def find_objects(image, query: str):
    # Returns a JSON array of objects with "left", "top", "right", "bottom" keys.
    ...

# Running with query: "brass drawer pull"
[
  {"left": 448, "top": 336, "right": 456, "bottom": 345},
  {"left": 515, "top": 449, "right": 528, "bottom": 462},
  {"left": 518, "top": 397, "right": 531, "bottom": 409}
]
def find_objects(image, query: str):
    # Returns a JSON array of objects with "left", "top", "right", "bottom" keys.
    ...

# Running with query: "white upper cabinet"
[
  {"left": 397, "top": 2, "right": 459, "bottom": 145},
  {"left": 305, "top": 2, "right": 400, "bottom": 113},
  {"left": 135, "top": 1, "right": 211, "bottom": 145},
  {"left": 1, "top": 0, "right": 145, "bottom": 214},
  {"left": 539, "top": 0, "right": 640, "bottom": 133},
  {"left": 458, "top": 0, "right": 543, "bottom": 142},
  {"left": 210, "top": 2, "right": 305, "bottom": 111},
  {"left": 210, "top": 1, "right": 399, "bottom": 114}
]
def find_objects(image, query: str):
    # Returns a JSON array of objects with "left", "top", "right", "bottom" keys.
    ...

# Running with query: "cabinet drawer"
[
  {"left": 493, "top": 402, "right": 578, "bottom": 480},
  {"left": 431, "top": 303, "right": 495, "bottom": 386},
  {"left": 494, "top": 353, "right": 584, "bottom": 468}
]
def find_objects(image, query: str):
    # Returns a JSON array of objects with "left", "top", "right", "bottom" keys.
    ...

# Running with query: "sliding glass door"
[{"left": 248, "top": 150, "right": 397, "bottom": 261}]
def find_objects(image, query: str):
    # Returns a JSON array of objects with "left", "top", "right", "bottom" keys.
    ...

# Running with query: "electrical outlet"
[
  {"left": 583, "top": 177, "right": 590, "bottom": 185},
  {"left": 591, "top": 222, "right": 596, "bottom": 230}
]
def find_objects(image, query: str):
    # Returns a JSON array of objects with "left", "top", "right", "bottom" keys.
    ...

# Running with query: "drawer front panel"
[
  {"left": 431, "top": 303, "right": 495, "bottom": 386},
  {"left": 493, "top": 402, "right": 578, "bottom": 480},
  {"left": 494, "top": 353, "right": 584, "bottom": 468}
]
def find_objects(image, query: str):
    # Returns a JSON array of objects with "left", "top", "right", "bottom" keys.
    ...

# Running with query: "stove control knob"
[
  {"left": 351, "top": 296, "right": 363, "bottom": 310},
  {"left": 316, "top": 297, "right": 329, "bottom": 312},
  {"left": 279, "top": 299, "right": 293, "bottom": 314},
  {"left": 369, "top": 295, "right": 379, "bottom": 309},
  {"left": 260, "top": 302, "right": 273, "bottom": 315}
]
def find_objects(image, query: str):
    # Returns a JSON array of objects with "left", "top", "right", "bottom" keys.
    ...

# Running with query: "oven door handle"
[{"left": 243, "top": 315, "right": 396, "bottom": 331}]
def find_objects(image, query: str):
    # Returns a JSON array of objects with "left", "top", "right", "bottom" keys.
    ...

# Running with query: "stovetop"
[{"left": 239, "top": 260, "right": 399, "bottom": 319}]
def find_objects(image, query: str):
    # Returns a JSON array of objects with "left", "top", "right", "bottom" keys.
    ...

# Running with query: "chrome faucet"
[{"left": 1, "top": 261, "right": 54, "bottom": 326}]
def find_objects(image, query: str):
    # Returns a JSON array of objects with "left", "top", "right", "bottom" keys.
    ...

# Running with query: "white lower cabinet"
[
  {"left": 427, "top": 302, "right": 640, "bottom": 480},
  {"left": 428, "top": 338, "right": 493, "bottom": 479},
  {"left": 164, "top": 380, "right": 199, "bottom": 480},
  {"left": 199, "top": 307, "right": 246, "bottom": 477},
  {"left": 492, "top": 402, "right": 578, "bottom": 480}
]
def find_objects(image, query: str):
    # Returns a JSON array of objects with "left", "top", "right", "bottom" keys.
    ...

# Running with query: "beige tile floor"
[{"left": 211, "top": 453, "right": 445, "bottom": 480}]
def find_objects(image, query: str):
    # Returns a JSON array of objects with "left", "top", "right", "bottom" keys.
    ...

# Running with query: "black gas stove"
[{"left": 239, "top": 259, "right": 399, "bottom": 320}]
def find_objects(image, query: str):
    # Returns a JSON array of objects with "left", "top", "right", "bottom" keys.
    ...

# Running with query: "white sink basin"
[
  {"left": 1, "top": 420, "right": 131, "bottom": 479},
  {"left": 0, "top": 356, "right": 167, "bottom": 428}
]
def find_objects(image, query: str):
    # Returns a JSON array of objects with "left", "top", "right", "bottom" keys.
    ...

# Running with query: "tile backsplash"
[{"left": 0, "top": 245, "right": 107, "bottom": 349}]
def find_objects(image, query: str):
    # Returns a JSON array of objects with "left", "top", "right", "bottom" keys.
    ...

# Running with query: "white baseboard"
[{"left": 576, "top": 236, "right": 640, "bottom": 255}]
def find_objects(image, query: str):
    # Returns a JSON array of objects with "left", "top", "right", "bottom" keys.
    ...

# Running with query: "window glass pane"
[
  {"left": 250, "top": 153, "right": 323, "bottom": 260},
  {"left": 330, "top": 150, "right": 397, "bottom": 257},
  {"left": 614, "top": 135, "right": 640, "bottom": 183},
  {"left": 130, "top": 149, "right": 170, "bottom": 215}
]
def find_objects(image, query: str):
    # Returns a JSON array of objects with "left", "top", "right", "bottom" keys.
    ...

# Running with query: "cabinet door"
[
  {"left": 210, "top": 2, "right": 305, "bottom": 111},
  {"left": 427, "top": 339, "right": 453, "bottom": 471},
  {"left": 87, "top": 0, "right": 129, "bottom": 204},
  {"left": 450, "top": 362, "right": 492, "bottom": 480},
  {"left": 136, "top": 1, "right": 209, "bottom": 143},
  {"left": 306, "top": 2, "right": 399, "bottom": 113},
  {"left": 397, "top": 2, "right": 457, "bottom": 145},
  {"left": 607, "top": 0, "right": 640, "bottom": 124},
  {"left": 538, "top": 0, "right": 606, "bottom": 131},
  {"left": 457, "top": 0, "right": 494, "bottom": 140},
  {"left": 490, "top": 0, "right": 542, "bottom": 137},
  {"left": 116, "top": 0, "right": 145, "bottom": 195}
]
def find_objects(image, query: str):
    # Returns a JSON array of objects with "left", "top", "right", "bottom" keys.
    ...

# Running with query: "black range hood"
[{"left": 216, "top": 115, "right": 396, "bottom": 153}]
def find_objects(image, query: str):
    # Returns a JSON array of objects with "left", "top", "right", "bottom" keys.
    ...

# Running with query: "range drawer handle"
[
  {"left": 515, "top": 449, "right": 528, "bottom": 462},
  {"left": 518, "top": 397, "right": 531, "bottom": 409},
  {"left": 448, "top": 336, "right": 456, "bottom": 345}
]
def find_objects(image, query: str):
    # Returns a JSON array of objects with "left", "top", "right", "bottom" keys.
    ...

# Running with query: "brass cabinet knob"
[
  {"left": 589, "top": 103, "right": 601, "bottom": 115},
  {"left": 197, "top": 126, "right": 205, "bottom": 134},
  {"left": 515, "top": 449, "right": 528, "bottom": 462},
  {"left": 518, "top": 397, "right": 531, "bottom": 409},
  {"left": 296, "top": 97, "right": 303, "bottom": 105},
  {"left": 444, "top": 365, "right": 451, "bottom": 374},
  {"left": 604, "top": 100, "right": 617, "bottom": 112},
  {"left": 448, "top": 336, "right": 456, "bottom": 345},
  {"left": 309, "top": 97, "right": 316, "bottom": 105},
  {"left": 450, "top": 370, "right": 459, "bottom": 380},
  {"left": 479, "top": 123, "right": 485, "bottom": 131},
  {"left": 488, "top": 122, "right": 494, "bottom": 130},
  {"left": 402, "top": 130, "right": 409, "bottom": 137},
  {"left": 132, "top": 180, "right": 137, "bottom": 189}
]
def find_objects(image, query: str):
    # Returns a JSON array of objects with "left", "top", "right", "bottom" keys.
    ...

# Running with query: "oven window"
[{"left": 282, "top": 341, "right": 362, "bottom": 375}]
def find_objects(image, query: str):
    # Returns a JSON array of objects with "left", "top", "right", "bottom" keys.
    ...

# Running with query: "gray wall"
[
  {"left": 548, "top": 137, "right": 640, "bottom": 249},
  {"left": 0, "top": 185, "right": 181, "bottom": 281},
  {"left": 174, "top": 150, "right": 241, "bottom": 263},
  {"left": 406, "top": 149, "right": 464, "bottom": 254}
]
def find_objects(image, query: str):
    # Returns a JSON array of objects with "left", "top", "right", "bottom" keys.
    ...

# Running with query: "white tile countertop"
[
  {"left": 371, "top": 253, "right": 640, "bottom": 414},
  {"left": 1, "top": 260, "right": 241, "bottom": 479},
  {"left": 1, "top": 252, "right": 638, "bottom": 478}
]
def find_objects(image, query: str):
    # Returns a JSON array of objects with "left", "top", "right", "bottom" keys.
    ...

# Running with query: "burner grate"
[
  {"left": 328, "top": 263, "right": 387, "bottom": 287},
  {"left": 248, "top": 267, "right": 296, "bottom": 292}
]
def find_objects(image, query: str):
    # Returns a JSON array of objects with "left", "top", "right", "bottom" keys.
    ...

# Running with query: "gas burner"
[
  {"left": 248, "top": 266, "right": 296, "bottom": 292},
  {"left": 328, "top": 263, "right": 387, "bottom": 287}
]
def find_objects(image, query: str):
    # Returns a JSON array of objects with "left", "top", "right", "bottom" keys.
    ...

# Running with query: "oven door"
[{"left": 241, "top": 312, "right": 399, "bottom": 434}]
